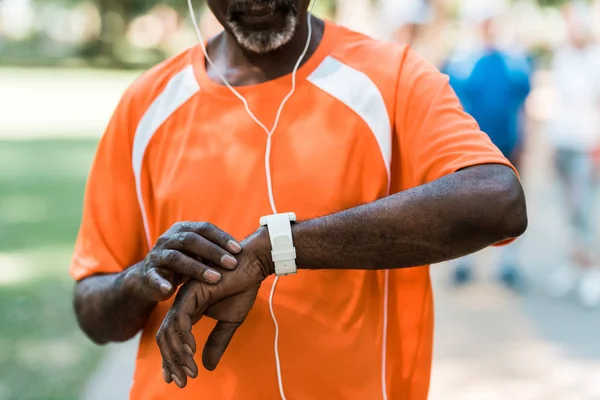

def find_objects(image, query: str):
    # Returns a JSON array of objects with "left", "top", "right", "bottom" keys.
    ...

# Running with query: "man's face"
[{"left": 208, "top": 0, "right": 309, "bottom": 54}]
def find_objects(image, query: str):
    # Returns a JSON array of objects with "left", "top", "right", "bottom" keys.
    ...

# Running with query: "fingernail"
[
  {"left": 203, "top": 269, "right": 221, "bottom": 283},
  {"left": 172, "top": 374, "right": 184, "bottom": 388},
  {"left": 183, "top": 366, "right": 196, "bottom": 378},
  {"left": 184, "top": 344, "right": 195, "bottom": 356},
  {"left": 160, "top": 283, "right": 172, "bottom": 294},
  {"left": 227, "top": 240, "right": 242, "bottom": 254},
  {"left": 162, "top": 368, "right": 171, "bottom": 382},
  {"left": 220, "top": 254, "right": 237, "bottom": 269}
]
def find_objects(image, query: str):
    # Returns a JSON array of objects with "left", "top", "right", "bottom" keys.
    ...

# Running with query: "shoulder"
[
  {"left": 501, "top": 49, "right": 531, "bottom": 71},
  {"left": 444, "top": 47, "right": 482, "bottom": 79},
  {"left": 326, "top": 23, "right": 409, "bottom": 87},
  {"left": 119, "top": 48, "right": 197, "bottom": 117},
  {"left": 323, "top": 23, "right": 451, "bottom": 100},
  {"left": 95, "top": 48, "right": 197, "bottom": 154}
]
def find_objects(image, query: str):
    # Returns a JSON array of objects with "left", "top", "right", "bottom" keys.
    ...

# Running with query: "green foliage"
[{"left": 537, "top": 0, "right": 567, "bottom": 7}]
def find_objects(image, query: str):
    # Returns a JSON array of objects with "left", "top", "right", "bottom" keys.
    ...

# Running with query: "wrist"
[
  {"left": 122, "top": 263, "right": 149, "bottom": 301},
  {"left": 247, "top": 226, "right": 275, "bottom": 279}
]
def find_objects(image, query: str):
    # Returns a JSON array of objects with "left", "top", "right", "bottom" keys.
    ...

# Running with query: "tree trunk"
[{"left": 82, "top": 0, "right": 129, "bottom": 67}]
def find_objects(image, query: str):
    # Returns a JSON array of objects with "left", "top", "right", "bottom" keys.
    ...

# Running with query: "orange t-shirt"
[{"left": 71, "top": 21, "right": 513, "bottom": 400}]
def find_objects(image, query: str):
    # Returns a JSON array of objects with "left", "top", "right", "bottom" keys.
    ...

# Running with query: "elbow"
[
  {"left": 489, "top": 169, "right": 528, "bottom": 240},
  {"left": 75, "top": 306, "right": 138, "bottom": 345},
  {"left": 73, "top": 291, "right": 110, "bottom": 345},
  {"left": 73, "top": 297, "right": 110, "bottom": 345},
  {"left": 73, "top": 287, "right": 139, "bottom": 345}
]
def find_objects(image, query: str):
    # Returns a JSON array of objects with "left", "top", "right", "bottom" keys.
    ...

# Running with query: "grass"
[{"left": 0, "top": 139, "right": 103, "bottom": 400}]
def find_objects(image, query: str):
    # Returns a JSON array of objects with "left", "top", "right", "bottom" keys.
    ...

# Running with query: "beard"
[{"left": 226, "top": 0, "right": 299, "bottom": 54}]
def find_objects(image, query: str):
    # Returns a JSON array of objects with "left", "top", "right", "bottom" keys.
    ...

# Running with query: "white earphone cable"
[
  {"left": 187, "top": 2, "right": 314, "bottom": 399},
  {"left": 381, "top": 269, "right": 389, "bottom": 400},
  {"left": 187, "top": 3, "right": 389, "bottom": 399}
]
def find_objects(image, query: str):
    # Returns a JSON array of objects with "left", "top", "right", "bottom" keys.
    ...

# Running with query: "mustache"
[{"left": 227, "top": 0, "right": 297, "bottom": 15}]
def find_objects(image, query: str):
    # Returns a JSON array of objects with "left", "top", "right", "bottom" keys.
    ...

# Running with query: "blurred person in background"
[
  {"left": 546, "top": 2, "right": 600, "bottom": 308},
  {"left": 379, "top": 0, "right": 450, "bottom": 67},
  {"left": 388, "top": 0, "right": 432, "bottom": 46},
  {"left": 443, "top": 7, "right": 532, "bottom": 290}
]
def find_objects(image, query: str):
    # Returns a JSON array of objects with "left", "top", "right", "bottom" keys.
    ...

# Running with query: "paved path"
[{"left": 429, "top": 126, "right": 600, "bottom": 400}]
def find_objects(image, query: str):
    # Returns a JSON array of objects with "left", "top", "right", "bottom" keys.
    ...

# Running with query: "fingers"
[
  {"left": 174, "top": 306, "right": 198, "bottom": 376},
  {"left": 167, "top": 231, "right": 239, "bottom": 271},
  {"left": 162, "top": 366, "right": 173, "bottom": 384},
  {"left": 157, "top": 324, "right": 189, "bottom": 388},
  {"left": 143, "top": 222, "right": 240, "bottom": 301},
  {"left": 170, "top": 221, "right": 241, "bottom": 257},
  {"left": 202, "top": 321, "right": 242, "bottom": 371},
  {"left": 180, "top": 221, "right": 242, "bottom": 255},
  {"left": 157, "top": 281, "right": 207, "bottom": 388},
  {"left": 142, "top": 269, "right": 175, "bottom": 302},
  {"left": 154, "top": 250, "right": 223, "bottom": 283},
  {"left": 159, "top": 326, "right": 198, "bottom": 389},
  {"left": 177, "top": 309, "right": 197, "bottom": 356}
]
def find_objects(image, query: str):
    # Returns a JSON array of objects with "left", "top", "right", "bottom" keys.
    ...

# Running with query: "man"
[
  {"left": 71, "top": 0, "right": 527, "bottom": 399},
  {"left": 442, "top": 12, "right": 531, "bottom": 289}
]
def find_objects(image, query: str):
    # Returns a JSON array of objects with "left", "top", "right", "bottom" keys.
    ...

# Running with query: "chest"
[{"left": 143, "top": 91, "right": 390, "bottom": 235}]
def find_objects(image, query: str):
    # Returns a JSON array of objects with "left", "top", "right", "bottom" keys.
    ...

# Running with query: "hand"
[
  {"left": 156, "top": 228, "right": 272, "bottom": 388},
  {"left": 128, "top": 222, "right": 242, "bottom": 302}
]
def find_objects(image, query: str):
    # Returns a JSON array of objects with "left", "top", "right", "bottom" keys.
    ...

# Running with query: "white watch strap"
[{"left": 260, "top": 212, "right": 297, "bottom": 276}]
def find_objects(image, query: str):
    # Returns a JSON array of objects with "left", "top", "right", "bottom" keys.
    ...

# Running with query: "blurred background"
[{"left": 1, "top": 0, "right": 599, "bottom": 399}]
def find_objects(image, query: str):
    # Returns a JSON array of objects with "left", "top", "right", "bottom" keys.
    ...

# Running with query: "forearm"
[
  {"left": 290, "top": 164, "right": 527, "bottom": 271},
  {"left": 74, "top": 263, "right": 155, "bottom": 344}
]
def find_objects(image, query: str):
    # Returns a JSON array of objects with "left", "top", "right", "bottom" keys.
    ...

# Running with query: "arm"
[
  {"left": 74, "top": 222, "right": 243, "bottom": 344},
  {"left": 157, "top": 164, "right": 526, "bottom": 386},
  {"left": 157, "top": 49, "right": 528, "bottom": 384},
  {"left": 74, "top": 265, "right": 153, "bottom": 344},
  {"left": 291, "top": 49, "right": 527, "bottom": 271},
  {"left": 508, "top": 53, "right": 532, "bottom": 101},
  {"left": 290, "top": 163, "right": 526, "bottom": 272},
  {"left": 71, "top": 82, "right": 241, "bottom": 345}
]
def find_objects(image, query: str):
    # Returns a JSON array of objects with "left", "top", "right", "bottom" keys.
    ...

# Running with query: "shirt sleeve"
[
  {"left": 70, "top": 89, "right": 148, "bottom": 281},
  {"left": 391, "top": 47, "right": 517, "bottom": 191}
]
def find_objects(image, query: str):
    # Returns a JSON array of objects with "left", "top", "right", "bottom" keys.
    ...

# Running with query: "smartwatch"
[{"left": 259, "top": 212, "right": 297, "bottom": 276}]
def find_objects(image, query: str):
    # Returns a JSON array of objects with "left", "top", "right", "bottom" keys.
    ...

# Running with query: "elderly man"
[{"left": 71, "top": 0, "right": 527, "bottom": 399}]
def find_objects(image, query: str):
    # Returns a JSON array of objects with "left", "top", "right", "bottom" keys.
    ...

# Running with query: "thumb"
[
  {"left": 202, "top": 321, "right": 242, "bottom": 371},
  {"left": 144, "top": 269, "right": 175, "bottom": 302}
]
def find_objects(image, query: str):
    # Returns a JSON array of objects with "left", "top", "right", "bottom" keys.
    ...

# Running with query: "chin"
[{"left": 228, "top": 14, "right": 298, "bottom": 54}]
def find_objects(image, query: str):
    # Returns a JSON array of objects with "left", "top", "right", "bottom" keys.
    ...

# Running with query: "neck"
[{"left": 206, "top": 15, "right": 325, "bottom": 86}]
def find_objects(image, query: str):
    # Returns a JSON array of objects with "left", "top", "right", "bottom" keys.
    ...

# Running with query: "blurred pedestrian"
[
  {"left": 443, "top": 10, "right": 532, "bottom": 290},
  {"left": 546, "top": 4, "right": 600, "bottom": 308},
  {"left": 379, "top": 0, "right": 451, "bottom": 67},
  {"left": 389, "top": 0, "right": 432, "bottom": 46}
]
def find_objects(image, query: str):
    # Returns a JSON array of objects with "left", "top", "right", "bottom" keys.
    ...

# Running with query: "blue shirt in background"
[{"left": 443, "top": 48, "right": 532, "bottom": 159}]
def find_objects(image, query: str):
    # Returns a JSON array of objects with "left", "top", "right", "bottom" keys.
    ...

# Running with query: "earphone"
[{"left": 186, "top": 3, "right": 389, "bottom": 399}]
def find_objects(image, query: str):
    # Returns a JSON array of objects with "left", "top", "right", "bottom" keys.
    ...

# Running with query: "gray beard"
[{"left": 227, "top": 14, "right": 298, "bottom": 54}]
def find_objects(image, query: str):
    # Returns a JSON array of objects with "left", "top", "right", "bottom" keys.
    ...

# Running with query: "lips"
[
  {"left": 234, "top": 8, "right": 280, "bottom": 24},
  {"left": 229, "top": 0, "right": 288, "bottom": 24},
  {"left": 246, "top": 3, "right": 276, "bottom": 16}
]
